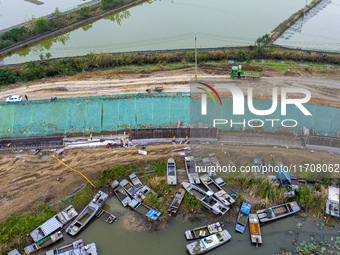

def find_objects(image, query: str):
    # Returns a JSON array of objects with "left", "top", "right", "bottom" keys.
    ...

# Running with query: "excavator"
[{"left": 230, "top": 65, "right": 263, "bottom": 80}]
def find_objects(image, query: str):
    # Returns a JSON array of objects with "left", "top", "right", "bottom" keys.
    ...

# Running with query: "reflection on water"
[
  {"left": 104, "top": 10, "right": 131, "bottom": 27},
  {"left": 15, "top": 33, "right": 71, "bottom": 57},
  {"left": 4, "top": 0, "right": 311, "bottom": 65}
]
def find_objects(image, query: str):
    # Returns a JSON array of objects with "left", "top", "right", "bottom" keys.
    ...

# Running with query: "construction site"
[{"left": 0, "top": 63, "right": 340, "bottom": 255}]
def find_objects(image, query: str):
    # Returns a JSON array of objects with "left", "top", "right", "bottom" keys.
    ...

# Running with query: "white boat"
[
  {"left": 257, "top": 201, "right": 300, "bottom": 223},
  {"left": 200, "top": 174, "right": 235, "bottom": 206},
  {"left": 45, "top": 239, "right": 97, "bottom": 255},
  {"left": 168, "top": 188, "right": 185, "bottom": 214},
  {"left": 111, "top": 180, "right": 132, "bottom": 207},
  {"left": 182, "top": 182, "right": 229, "bottom": 215},
  {"left": 24, "top": 231, "right": 63, "bottom": 254},
  {"left": 129, "top": 173, "right": 143, "bottom": 190},
  {"left": 185, "top": 222, "right": 222, "bottom": 240},
  {"left": 186, "top": 230, "right": 232, "bottom": 255},
  {"left": 120, "top": 179, "right": 139, "bottom": 197},
  {"left": 185, "top": 156, "right": 200, "bottom": 184},
  {"left": 326, "top": 186, "right": 339, "bottom": 217},
  {"left": 66, "top": 191, "right": 108, "bottom": 235},
  {"left": 29, "top": 205, "right": 78, "bottom": 242},
  {"left": 167, "top": 158, "right": 177, "bottom": 185},
  {"left": 133, "top": 185, "right": 159, "bottom": 202}
]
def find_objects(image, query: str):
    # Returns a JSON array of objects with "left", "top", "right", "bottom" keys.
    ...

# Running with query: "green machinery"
[{"left": 230, "top": 65, "right": 263, "bottom": 79}]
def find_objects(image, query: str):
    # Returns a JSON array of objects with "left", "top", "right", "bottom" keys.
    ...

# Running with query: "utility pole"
[{"left": 195, "top": 32, "right": 197, "bottom": 80}]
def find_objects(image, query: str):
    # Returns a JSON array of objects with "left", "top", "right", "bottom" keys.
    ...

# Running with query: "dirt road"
[
  {"left": 1, "top": 65, "right": 339, "bottom": 105},
  {"left": 0, "top": 143, "right": 339, "bottom": 222}
]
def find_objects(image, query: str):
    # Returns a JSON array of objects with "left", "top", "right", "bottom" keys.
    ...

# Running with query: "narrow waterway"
[
  {"left": 3, "top": 0, "right": 311, "bottom": 65},
  {"left": 43, "top": 197, "right": 340, "bottom": 255}
]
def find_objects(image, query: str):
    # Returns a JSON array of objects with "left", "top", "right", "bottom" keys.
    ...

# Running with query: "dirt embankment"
[
  {"left": 0, "top": 143, "right": 339, "bottom": 222},
  {"left": 1, "top": 64, "right": 340, "bottom": 107}
]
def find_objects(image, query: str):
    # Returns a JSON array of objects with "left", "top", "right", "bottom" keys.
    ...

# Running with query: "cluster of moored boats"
[{"left": 9, "top": 155, "right": 309, "bottom": 255}]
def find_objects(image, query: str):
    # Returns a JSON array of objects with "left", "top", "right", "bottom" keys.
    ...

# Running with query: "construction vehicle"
[{"left": 230, "top": 65, "right": 263, "bottom": 80}]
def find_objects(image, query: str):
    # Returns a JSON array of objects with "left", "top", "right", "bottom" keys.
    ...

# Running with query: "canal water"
[
  {"left": 44, "top": 196, "right": 340, "bottom": 255},
  {"left": 3, "top": 0, "right": 310, "bottom": 65},
  {"left": 0, "top": 0, "right": 94, "bottom": 31},
  {"left": 275, "top": 0, "right": 340, "bottom": 52}
]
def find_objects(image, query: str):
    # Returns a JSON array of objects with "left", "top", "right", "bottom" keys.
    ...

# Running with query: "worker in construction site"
[
  {"left": 125, "top": 139, "right": 129, "bottom": 148},
  {"left": 172, "top": 136, "right": 176, "bottom": 145},
  {"left": 7, "top": 143, "right": 11, "bottom": 149},
  {"left": 128, "top": 133, "right": 131, "bottom": 141},
  {"left": 185, "top": 136, "right": 190, "bottom": 144},
  {"left": 120, "top": 137, "right": 123, "bottom": 146},
  {"left": 90, "top": 133, "right": 93, "bottom": 140}
]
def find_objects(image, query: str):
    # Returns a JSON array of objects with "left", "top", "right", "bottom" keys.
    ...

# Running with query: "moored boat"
[
  {"left": 214, "top": 177, "right": 238, "bottom": 200},
  {"left": 249, "top": 214, "right": 262, "bottom": 245},
  {"left": 168, "top": 188, "right": 185, "bottom": 214},
  {"left": 200, "top": 174, "right": 235, "bottom": 206},
  {"left": 8, "top": 249, "right": 21, "bottom": 255},
  {"left": 25, "top": 231, "right": 63, "bottom": 254},
  {"left": 133, "top": 185, "right": 159, "bottom": 202},
  {"left": 185, "top": 222, "right": 222, "bottom": 240},
  {"left": 45, "top": 239, "right": 98, "bottom": 255},
  {"left": 29, "top": 205, "right": 78, "bottom": 242},
  {"left": 66, "top": 191, "right": 108, "bottom": 235},
  {"left": 182, "top": 182, "right": 229, "bottom": 216},
  {"left": 235, "top": 202, "right": 251, "bottom": 233},
  {"left": 257, "top": 201, "right": 301, "bottom": 223},
  {"left": 167, "top": 158, "right": 177, "bottom": 185},
  {"left": 129, "top": 173, "right": 143, "bottom": 190},
  {"left": 111, "top": 180, "right": 132, "bottom": 207},
  {"left": 129, "top": 199, "right": 161, "bottom": 220},
  {"left": 326, "top": 186, "right": 339, "bottom": 217},
  {"left": 186, "top": 230, "right": 232, "bottom": 255},
  {"left": 120, "top": 179, "right": 139, "bottom": 197},
  {"left": 185, "top": 156, "right": 200, "bottom": 184}
]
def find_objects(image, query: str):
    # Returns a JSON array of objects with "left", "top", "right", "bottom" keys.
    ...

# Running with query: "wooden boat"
[
  {"left": 185, "top": 156, "right": 200, "bottom": 184},
  {"left": 167, "top": 158, "right": 177, "bottom": 185},
  {"left": 185, "top": 222, "right": 222, "bottom": 240},
  {"left": 186, "top": 230, "right": 231, "bottom": 255},
  {"left": 249, "top": 214, "right": 262, "bottom": 245},
  {"left": 326, "top": 186, "right": 339, "bottom": 217},
  {"left": 111, "top": 180, "right": 131, "bottom": 207},
  {"left": 96, "top": 209, "right": 116, "bottom": 224},
  {"left": 214, "top": 177, "right": 238, "bottom": 200},
  {"left": 29, "top": 205, "right": 78, "bottom": 242},
  {"left": 134, "top": 185, "right": 159, "bottom": 202},
  {"left": 45, "top": 239, "right": 98, "bottom": 255},
  {"left": 257, "top": 201, "right": 301, "bottom": 223},
  {"left": 168, "top": 188, "right": 185, "bottom": 214},
  {"left": 235, "top": 202, "right": 251, "bottom": 233},
  {"left": 120, "top": 179, "right": 139, "bottom": 197},
  {"left": 66, "top": 191, "right": 108, "bottom": 235},
  {"left": 129, "top": 173, "right": 143, "bottom": 190},
  {"left": 128, "top": 199, "right": 161, "bottom": 220},
  {"left": 200, "top": 174, "right": 235, "bottom": 206},
  {"left": 25, "top": 231, "right": 63, "bottom": 254},
  {"left": 182, "top": 182, "right": 229, "bottom": 215}
]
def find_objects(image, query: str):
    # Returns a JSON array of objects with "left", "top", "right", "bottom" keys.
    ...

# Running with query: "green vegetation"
[
  {"left": 1, "top": 48, "right": 340, "bottom": 87},
  {"left": 183, "top": 192, "right": 202, "bottom": 212}
]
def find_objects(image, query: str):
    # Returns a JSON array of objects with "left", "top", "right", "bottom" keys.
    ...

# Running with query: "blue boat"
[
  {"left": 277, "top": 162, "right": 295, "bottom": 197},
  {"left": 129, "top": 199, "right": 161, "bottom": 220},
  {"left": 235, "top": 202, "right": 251, "bottom": 233}
]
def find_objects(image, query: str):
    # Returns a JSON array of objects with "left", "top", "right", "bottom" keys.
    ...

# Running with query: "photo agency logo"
[{"left": 196, "top": 82, "right": 312, "bottom": 128}]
